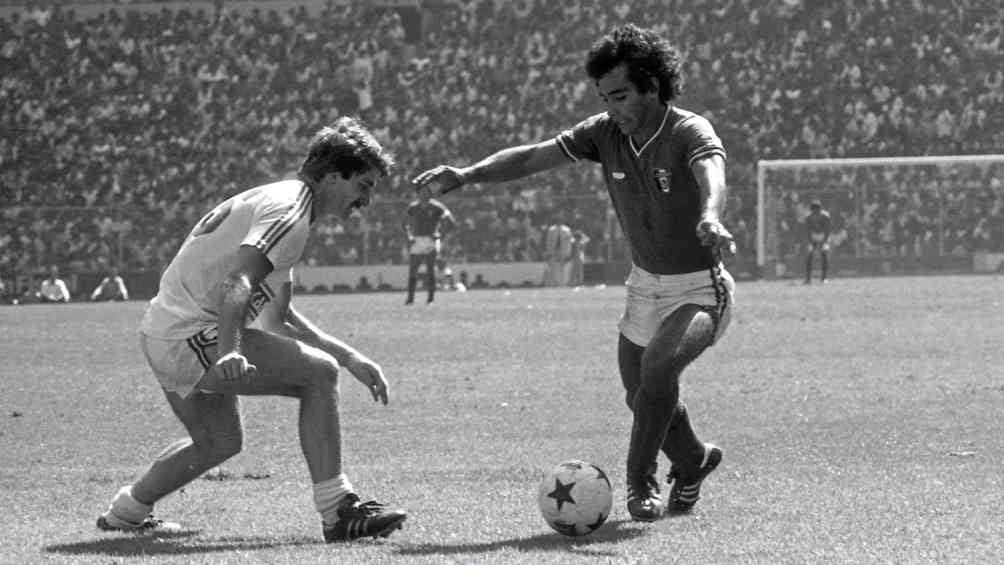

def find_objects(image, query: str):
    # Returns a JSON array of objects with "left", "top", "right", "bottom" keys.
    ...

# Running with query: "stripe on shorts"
[
  {"left": 185, "top": 329, "right": 218, "bottom": 370},
  {"left": 707, "top": 263, "right": 729, "bottom": 335}
]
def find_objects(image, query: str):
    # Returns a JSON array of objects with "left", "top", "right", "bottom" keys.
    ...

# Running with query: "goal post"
[{"left": 756, "top": 154, "right": 1004, "bottom": 278}]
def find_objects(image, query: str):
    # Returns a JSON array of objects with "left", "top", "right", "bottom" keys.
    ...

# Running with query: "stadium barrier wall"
[
  {"left": 293, "top": 262, "right": 554, "bottom": 293},
  {"left": 973, "top": 252, "right": 1004, "bottom": 273},
  {"left": 9, "top": 255, "right": 992, "bottom": 304}
]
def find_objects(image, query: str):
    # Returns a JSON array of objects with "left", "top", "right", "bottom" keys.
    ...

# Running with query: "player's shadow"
[
  {"left": 43, "top": 530, "right": 318, "bottom": 557},
  {"left": 396, "top": 518, "right": 647, "bottom": 558}
]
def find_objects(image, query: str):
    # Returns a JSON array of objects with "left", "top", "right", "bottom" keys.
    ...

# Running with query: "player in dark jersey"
[
  {"left": 404, "top": 184, "right": 456, "bottom": 304},
  {"left": 413, "top": 24, "right": 736, "bottom": 522},
  {"left": 804, "top": 200, "right": 832, "bottom": 284}
]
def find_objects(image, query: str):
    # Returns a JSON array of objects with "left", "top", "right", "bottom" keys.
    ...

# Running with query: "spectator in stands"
[
  {"left": 38, "top": 265, "right": 71, "bottom": 303},
  {"left": 2, "top": 0, "right": 1002, "bottom": 273}
]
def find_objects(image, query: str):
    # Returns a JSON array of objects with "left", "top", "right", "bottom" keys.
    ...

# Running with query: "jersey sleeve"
[
  {"left": 242, "top": 186, "right": 313, "bottom": 271},
  {"left": 677, "top": 115, "right": 727, "bottom": 169},
  {"left": 554, "top": 113, "right": 606, "bottom": 163}
]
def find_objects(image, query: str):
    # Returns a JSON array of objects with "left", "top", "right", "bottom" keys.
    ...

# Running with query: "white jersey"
[{"left": 141, "top": 180, "right": 313, "bottom": 339}]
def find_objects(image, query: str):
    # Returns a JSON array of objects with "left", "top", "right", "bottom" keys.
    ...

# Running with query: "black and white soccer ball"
[{"left": 537, "top": 460, "right": 613, "bottom": 536}]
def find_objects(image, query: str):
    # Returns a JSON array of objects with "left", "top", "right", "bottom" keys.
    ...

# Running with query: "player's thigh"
[
  {"left": 643, "top": 303, "right": 717, "bottom": 371},
  {"left": 197, "top": 328, "right": 338, "bottom": 397},
  {"left": 163, "top": 388, "right": 242, "bottom": 448}
]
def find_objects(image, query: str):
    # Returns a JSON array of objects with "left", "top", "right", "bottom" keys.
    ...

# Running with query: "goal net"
[{"left": 756, "top": 155, "right": 1004, "bottom": 278}]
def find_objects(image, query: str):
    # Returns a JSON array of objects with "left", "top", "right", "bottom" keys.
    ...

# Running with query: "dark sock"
[
  {"left": 626, "top": 390, "right": 674, "bottom": 478},
  {"left": 660, "top": 402, "right": 705, "bottom": 476}
]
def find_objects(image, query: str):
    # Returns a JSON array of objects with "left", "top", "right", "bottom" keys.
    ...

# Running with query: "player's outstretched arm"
[
  {"left": 284, "top": 305, "right": 390, "bottom": 405},
  {"left": 411, "top": 140, "right": 570, "bottom": 196},
  {"left": 693, "top": 154, "right": 737, "bottom": 257}
]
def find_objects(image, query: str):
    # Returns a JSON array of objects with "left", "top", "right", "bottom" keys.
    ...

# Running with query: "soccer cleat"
[
  {"left": 323, "top": 493, "right": 407, "bottom": 542},
  {"left": 667, "top": 444, "right": 722, "bottom": 512},
  {"left": 626, "top": 473, "right": 664, "bottom": 522},
  {"left": 97, "top": 513, "right": 182, "bottom": 533}
]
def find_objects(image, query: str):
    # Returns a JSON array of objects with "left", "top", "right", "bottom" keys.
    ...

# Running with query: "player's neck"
[
  {"left": 297, "top": 174, "right": 317, "bottom": 195},
  {"left": 630, "top": 103, "right": 670, "bottom": 148}
]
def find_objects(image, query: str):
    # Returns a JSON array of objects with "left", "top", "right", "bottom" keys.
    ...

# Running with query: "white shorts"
[
  {"left": 618, "top": 264, "right": 735, "bottom": 348},
  {"left": 809, "top": 233, "right": 830, "bottom": 251},
  {"left": 409, "top": 236, "right": 440, "bottom": 255},
  {"left": 140, "top": 327, "right": 219, "bottom": 398}
]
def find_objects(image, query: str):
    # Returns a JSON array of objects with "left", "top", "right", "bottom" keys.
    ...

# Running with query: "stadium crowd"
[{"left": 2, "top": 0, "right": 1002, "bottom": 290}]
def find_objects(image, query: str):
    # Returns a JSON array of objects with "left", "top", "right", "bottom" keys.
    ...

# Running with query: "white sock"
[
  {"left": 104, "top": 485, "right": 153, "bottom": 526},
  {"left": 313, "top": 474, "right": 354, "bottom": 527}
]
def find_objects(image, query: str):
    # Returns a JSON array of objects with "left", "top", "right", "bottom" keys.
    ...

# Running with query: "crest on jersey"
[{"left": 653, "top": 168, "right": 671, "bottom": 193}]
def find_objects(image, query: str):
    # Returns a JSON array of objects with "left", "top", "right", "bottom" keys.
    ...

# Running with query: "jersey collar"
[{"left": 628, "top": 104, "right": 672, "bottom": 157}]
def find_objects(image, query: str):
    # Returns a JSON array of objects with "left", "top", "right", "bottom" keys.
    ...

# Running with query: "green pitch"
[{"left": 1, "top": 275, "right": 1001, "bottom": 564}]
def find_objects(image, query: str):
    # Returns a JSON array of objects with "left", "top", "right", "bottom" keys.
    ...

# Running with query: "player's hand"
[
  {"left": 345, "top": 354, "right": 390, "bottom": 405},
  {"left": 411, "top": 165, "right": 466, "bottom": 196},
  {"left": 696, "top": 218, "right": 737, "bottom": 257},
  {"left": 213, "top": 351, "right": 258, "bottom": 384}
]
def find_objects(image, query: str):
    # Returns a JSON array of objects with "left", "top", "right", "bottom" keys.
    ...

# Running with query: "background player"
[
  {"left": 804, "top": 200, "right": 832, "bottom": 284},
  {"left": 541, "top": 214, "right": 573, "bottom": 287},
  {"left": 413, "top": 24, "right": 736, "bottom": 522},
  {"left": 403, "top": 183, "right": 456, "bottom": 304},
  {"left": 97, "top": 117, "right": 407, "bottom": 542},
  {"left": 90, "top": 266, "right": 130, "bottom": 301}
]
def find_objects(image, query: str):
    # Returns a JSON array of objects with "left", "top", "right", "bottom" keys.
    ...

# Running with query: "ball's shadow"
[
  {"left": 44, "top": 530, "right": 318, "bottom": 557},
  {"left": 396, "top": 518, "right": 648, "bottom": 558}
]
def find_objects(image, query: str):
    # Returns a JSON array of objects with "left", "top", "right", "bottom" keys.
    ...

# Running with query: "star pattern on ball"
[
  {"left": 590, "top": 464, "right": 611, "bottom": 489},
  {"left": 546, "top": 478, "right": 576, "bottom": 511}
]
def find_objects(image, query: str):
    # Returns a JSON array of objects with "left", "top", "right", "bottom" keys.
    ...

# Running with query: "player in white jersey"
[{"left": 97, "top": 117, "right": 408, "bottom": 542}]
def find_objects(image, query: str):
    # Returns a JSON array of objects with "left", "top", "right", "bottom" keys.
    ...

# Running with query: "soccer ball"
[{"left": 537, "top": 460, "right": 613, "bottom": 536}]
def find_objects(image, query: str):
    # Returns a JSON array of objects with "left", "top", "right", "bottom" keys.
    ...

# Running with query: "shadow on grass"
[
  {"left": 44, "top": 530, "right": 318, "bottom": 557},
  {"left": 396, "top": 518, "right": 647, "bottom": 558}
]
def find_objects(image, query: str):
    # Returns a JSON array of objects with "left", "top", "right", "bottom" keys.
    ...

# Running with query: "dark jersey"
[
  {"left": 555, "top": 106, "right": 726, "bottom": 274},
  {"left": 805, "top": 211, "right": 831, "bottom": 237},
  {"left": 406, "top": 199, "right": 452, "bottom": 237}
]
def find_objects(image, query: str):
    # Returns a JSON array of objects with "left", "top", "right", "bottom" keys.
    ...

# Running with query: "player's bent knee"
[{"left": 300, "top": 348, "right": 340, "bottom": 391}]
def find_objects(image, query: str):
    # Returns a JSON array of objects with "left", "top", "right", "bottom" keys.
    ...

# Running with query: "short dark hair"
[
  {"left": 298, "top": 116, "right": 394, "bottom": 181},
  {"left": 585, "top": 24, "right": 683, "bottom": 103}
]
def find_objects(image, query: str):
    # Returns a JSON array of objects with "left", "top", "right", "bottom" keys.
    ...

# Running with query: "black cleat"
[
  {"left": 97, "top": 514, "right": 181, "bottom": 533},
  {"left": 626, "top": 473, "right": 664, "bottom": 521},
  {"left": 323, "top": 494, "right": 407, "bottom": 542},
  {"left": 667, "top": 444, "right": 722, "bottom": 512}
]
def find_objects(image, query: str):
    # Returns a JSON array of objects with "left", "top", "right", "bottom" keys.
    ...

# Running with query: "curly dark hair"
[
  {"left": 298, "top": 116, "right": 395, "bottom": 181},
  {"left": 585, "top": 24, "right": 684, "bottom": 103}
]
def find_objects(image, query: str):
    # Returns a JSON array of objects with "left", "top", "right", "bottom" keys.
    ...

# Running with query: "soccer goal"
[{"left": 755, "top": 154, "right": 1004, "bottom": 278}]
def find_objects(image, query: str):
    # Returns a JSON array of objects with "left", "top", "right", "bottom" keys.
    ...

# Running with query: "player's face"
[
  {"left": 595, "top": 64, "right": 663, "bottom": 137},
  {"left": 319, "top": 169, "right": 380, "bottom": 219}
]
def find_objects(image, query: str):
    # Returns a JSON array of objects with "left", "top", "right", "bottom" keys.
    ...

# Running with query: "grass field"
[{"left": 1, "top": 275, "right": 1002, "bottom": 564}]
